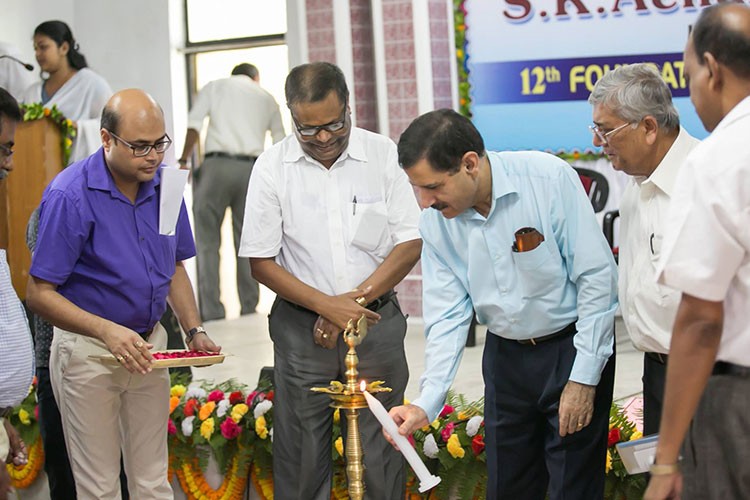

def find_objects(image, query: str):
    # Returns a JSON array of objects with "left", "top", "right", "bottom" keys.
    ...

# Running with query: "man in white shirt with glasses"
[
  {"left": 588, "top": 64, "right": 700, "bottom": 437},
  {"left": 239, "top": 62, "right": 421, "bottom": 499}
]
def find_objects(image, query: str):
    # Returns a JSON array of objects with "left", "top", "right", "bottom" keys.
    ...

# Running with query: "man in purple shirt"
[{"left": 27, "top": 89, "right": 220, "bottom": 499}]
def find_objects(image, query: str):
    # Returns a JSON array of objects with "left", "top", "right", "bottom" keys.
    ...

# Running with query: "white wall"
[{"left": 0, "top": 0, "right": 185, "bottom": 162}]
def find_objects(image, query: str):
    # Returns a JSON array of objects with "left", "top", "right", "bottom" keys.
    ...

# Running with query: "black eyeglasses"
[
  {"left": 0, "top": 143, "right": 14, "bottom": 159},
  {"left": 292, "top": 106, "right": 347, "bottom": 137},
  {"left": 108, "top": 130, "right": 172, "bottom": 157}
]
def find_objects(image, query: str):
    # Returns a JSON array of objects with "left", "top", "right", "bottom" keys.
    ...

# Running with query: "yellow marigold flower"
[
  {"left": 333, "top": 409, "right": 340, "bottom": 424},
  {"left": 256, "top": 415, "right": 268, "bottom": 439},
  {"left": 64, "top": 137, "right": 73, "bottom": 148},
  {"left": 43, "top": 108, "right": 51, "bottom": 116},
  {"left": 171, "top": 384, "right": 187, "bottom": 397},
  {"left": 169, "top": 396, "right": 179, "bottom": 415},
  {"left": 335, "top": 437, "right": 344, "bottom": 457},
  {"left": 421, "top": 424, "right": 431, "bottom": 432},
  {"left": 431, "top": 420, "right": 440, "bottom": 430},
  {"left": 629, "top": 430, "right": 643, "bottom": 441},
  {"left": 18, "top": 409, "right": 30, "bottom": 425},
  {"left": 446, "top": 433, "right": 465, "bottom": 459},
  {"left": 231, "top": 403, "right": 249, "bottom": 423},
  {"left": 199, "top": 401, "right": 216, "bottom": 420},
  {"left": 456, "top": 49, "right": 464, "bottom": 59},
  {"left": 65, "top": 119, "right": 73, "bottom": 127},
  {"left": 200, "top": 418, "right": 215, "bottom": 440},
  {"left": 457, "top": 411, "right": 468, "bottom": 421},
  {"left": 605, "top": 450, "right": 612, "bottom": 473},
  {"left": 404, "top": 398, "right": 410, "bottom": 405}
]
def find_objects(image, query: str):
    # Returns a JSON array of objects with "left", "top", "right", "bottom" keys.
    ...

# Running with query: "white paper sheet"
[{"left": 159, "top": 167, "right": 189, "bottom": 235}]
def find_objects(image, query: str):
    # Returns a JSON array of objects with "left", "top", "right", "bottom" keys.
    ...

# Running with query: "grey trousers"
[
  {"left": 269, "top": 297, "right": 408, "bottom": 500},
  {"left": 193, "top": 156, "right": 259, "bottom": 320},
  {"left": 682, "top": 373, "right": 750, "bottom": 500}
]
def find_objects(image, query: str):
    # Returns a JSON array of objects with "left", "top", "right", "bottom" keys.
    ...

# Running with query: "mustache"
[{"left": 430, "top": 203, "right": 447, "bottom": 211}]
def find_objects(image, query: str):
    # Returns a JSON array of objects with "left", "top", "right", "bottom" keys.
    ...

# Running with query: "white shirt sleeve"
[
  {"left": 238, "top": 151, "right": 283, "bottom": 258},
  {"left": 657, "top": 154, "right": 746, "bottom": 302}
]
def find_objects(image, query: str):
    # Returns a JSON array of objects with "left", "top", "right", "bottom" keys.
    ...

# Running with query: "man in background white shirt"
[
  {"left": 588, "top": 63, "right": 699, "bottom": 435},
  {"left": 240, "top": 62, "right": 421, "bottom": 499},
  {"left": 645, "top": 4, "right": 750, "bottom": 499},
  {"left": 179, "top": 63, "right": 285, "bottom": 321}
]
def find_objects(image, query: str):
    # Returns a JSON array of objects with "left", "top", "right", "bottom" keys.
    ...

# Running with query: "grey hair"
[{"left": 588, "top": 63, "right": 680, "bottom": 130}]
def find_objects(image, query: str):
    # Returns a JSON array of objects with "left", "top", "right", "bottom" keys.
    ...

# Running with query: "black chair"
[{"left": 573, "top": 167, "right": 609, "bottom": 213}]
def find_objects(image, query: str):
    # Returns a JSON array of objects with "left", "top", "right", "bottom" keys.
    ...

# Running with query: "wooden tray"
[{"left": 89, "top": 350, "right": 226, "bottom": 368}]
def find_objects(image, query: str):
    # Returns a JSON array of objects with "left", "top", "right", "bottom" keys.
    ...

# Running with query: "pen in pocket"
[{"left": 353, "top": 195, "right": 357, "bottom": 215}]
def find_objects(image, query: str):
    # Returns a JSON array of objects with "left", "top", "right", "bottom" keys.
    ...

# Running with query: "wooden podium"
[{"left": 0, "top": 118, "right": 63, "bottom": 300}]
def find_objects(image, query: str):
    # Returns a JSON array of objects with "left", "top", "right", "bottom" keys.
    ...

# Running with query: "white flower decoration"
[
  {"left": 466, "top": 415, "right": 483, "bottom": 437},
  {"left": 254, "top": 399, "right": 273, "bottom": 419},
  {"left": 217, "top": 399, "right": 231, "bottom": 418},
  {"left": 181, "top": 416, "right": 195, "bottom": 437},
  {"left": 185, "top": 386, "right": 207, "bottom": 400},
  {"left": 423, "top": 433, "right": 439, "bottom": 459}
]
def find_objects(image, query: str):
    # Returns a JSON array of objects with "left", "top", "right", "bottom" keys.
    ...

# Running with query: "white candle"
[{"left": 363, "top": 390, "right": 441, "bottom": 493}]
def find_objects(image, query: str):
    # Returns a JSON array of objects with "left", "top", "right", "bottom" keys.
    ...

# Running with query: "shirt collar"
[
  {"left": 462, "top": 152, "right": 518, "bottom": 221},
  {"left": 712, "top": 95, "right": 750, "bottom": 135},
  {"left": 283, "top": 127, "right": 367, "bottom": 168},
  {"left": 640, "top": 127, "right": 694, "bottom": 197},
  {"left": 86, "top": 147, "right": 161, "bottom": 204}
]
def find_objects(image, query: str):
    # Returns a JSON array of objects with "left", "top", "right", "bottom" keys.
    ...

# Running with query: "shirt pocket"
[
  {"left": 350, "top": 201, "right": 388, "bottom": 252},
  {"left": 511, "top": 240, "right": 560, "bottom": 298}
]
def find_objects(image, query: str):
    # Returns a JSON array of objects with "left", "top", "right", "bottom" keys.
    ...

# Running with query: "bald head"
[
  {"left": 101, "top": 89, "right": 164, "bottom": 135},
  {"left": 692, "top": 3, "right": 750, "bottom": 79}
]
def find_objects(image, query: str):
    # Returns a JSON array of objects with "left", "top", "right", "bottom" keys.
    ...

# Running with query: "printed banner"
[{"left": 465, "top": 0, "right": 714, "bottom": 152}]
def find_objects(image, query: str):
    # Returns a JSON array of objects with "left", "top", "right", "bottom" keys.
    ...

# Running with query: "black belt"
[
  {"left": 0, "top": 407, "right": 13, "bottom": 418},
  {"left": 205, "top": 151, "right": 257, "bottom": 162},
  {"left": 512, "top": 321, "right": 577, "bottom": 346},
  {"left": 286, "top": 290, "right": 396, "bottom": 316},
  {"left": 713, "top": 361, "right": 750, "bottom": 377},
  {"left": 645, "top": 352, "right": 668, "bottom": 365}
]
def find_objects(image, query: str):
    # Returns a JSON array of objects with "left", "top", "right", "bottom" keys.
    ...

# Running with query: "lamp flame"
[{"left": 360, "top": 380, "right": 366, "bottom": 392}]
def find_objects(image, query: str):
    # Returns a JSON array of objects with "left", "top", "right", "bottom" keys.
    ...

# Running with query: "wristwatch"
[
  {"left": 178, "top": 158, "right": 188, "bottom": 166},
  {"left": 186, "top": 325, "right": 207, "bottom": 344}
]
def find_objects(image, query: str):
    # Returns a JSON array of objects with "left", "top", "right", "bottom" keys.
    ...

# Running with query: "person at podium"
[{"left": 21, "top": 20, "right": 111, "bottom": 164}]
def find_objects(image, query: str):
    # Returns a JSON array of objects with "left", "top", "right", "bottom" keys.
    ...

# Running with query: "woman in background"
[{"left": 22, "top": 20, "right": 111, "bottom": 163}]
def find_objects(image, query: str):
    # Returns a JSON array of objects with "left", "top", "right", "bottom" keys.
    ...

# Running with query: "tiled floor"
[{"left": 193, "top": 286, "right": 643, "bottom": 406}]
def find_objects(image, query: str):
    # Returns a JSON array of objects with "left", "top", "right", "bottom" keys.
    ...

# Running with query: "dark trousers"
[
  {"left": 193, "top": 156, "right": 259, "bottom": 321},
  {"left": 642, "top": 352, "right": 667, "bottom": 436},
  {"left": 483, "top": 329, "right": 615, "bottom": 500},
  {"left": 682, "top": 374, "right": 750, "bottom": 499},
  {"left": 269, "top": 297, "right": 408, "bottom": 500},
  {"left": 37, "top": 367, "right": 77, "bottom": 499}
]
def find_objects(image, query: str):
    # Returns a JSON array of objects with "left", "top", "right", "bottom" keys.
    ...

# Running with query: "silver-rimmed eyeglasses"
[{"left": 588, "top": 122, "right": 632, "bottom": 144}]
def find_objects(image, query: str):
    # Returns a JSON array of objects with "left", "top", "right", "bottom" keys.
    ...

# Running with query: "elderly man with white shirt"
[
  {"left": 588, "top": 63, "right": 700, "bottom": 436},
  {"left": 240, "top": 62, "right": 421, "bottom": 500}
]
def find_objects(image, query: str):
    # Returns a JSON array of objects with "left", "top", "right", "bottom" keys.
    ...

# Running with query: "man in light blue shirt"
[{"left": 388, "top": 109, "right": 617, "bottom": 499}]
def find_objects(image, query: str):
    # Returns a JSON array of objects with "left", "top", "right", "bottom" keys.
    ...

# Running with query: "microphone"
[{"left": 0, "top": 54, "right": 34, "bottom": 71}]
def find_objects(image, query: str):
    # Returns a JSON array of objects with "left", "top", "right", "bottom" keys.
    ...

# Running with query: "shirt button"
[
  {"left": 510, "top": 318, "right": 518, "bottom": 324},
  {"left": 500, "top": 288, "right": 508, "bottom": 294}
]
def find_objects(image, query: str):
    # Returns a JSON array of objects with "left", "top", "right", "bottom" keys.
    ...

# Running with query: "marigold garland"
[
  {"left": 6, "top": 436, "right": 44, "bottom": 489},
  {"left": 174, "top": 455, "right": 249, "bottom": 500}
]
